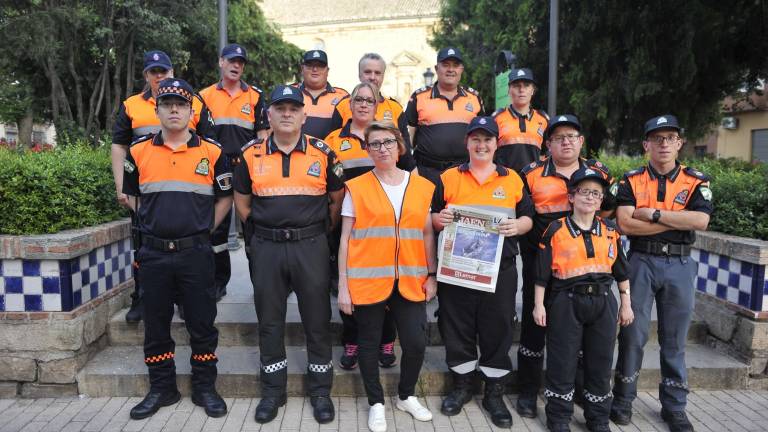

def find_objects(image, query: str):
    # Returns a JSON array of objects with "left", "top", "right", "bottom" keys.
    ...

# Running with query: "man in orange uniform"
[{"left": 294, "top": 50, "right": 348, "bottom": 139}]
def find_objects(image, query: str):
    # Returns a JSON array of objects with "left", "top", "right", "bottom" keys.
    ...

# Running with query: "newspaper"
[{"left": 437, "top": 204, "right": 510, "bottom": 292}]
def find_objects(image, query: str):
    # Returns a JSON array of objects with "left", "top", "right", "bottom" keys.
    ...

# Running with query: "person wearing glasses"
[
  {"left": 337, "top": 121, "right": 437, "bottom": 432},
  {"left": 532, "top": 166, "right": 634, "bottom": 432},
  {"left": 517, "top": 115, "right": 616, "bottom": 418},
  {"left": 610, "top": 115, "right": 712, "bottom": 432},
  {"left": 294, "top": 49, "right": 349, "bottom": 140},
  {"left": 325, "top": 82, "right": 417, "bottom": 371}
]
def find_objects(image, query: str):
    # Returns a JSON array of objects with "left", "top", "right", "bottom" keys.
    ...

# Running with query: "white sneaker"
[
  {"left": 396, "top": 396, "right": 433, "bottom": 421},
  {"left": 368, "top": 403, "right": 387, "bottom": 432}
]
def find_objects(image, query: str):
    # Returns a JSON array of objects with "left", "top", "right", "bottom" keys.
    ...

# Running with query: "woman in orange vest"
[
  {"left": 326, "top": 82, "right": 415, "bottom": 371},
  {"left": 337, "top": 121, "right": 436, "bottom": 432},
  {"left": 532, "top": 167, "right": 634, "bottom": 432}
]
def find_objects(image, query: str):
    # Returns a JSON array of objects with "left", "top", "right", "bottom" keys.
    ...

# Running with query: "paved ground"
[{"left": 1, "top": 390, "right": 767, "bottom": 432}]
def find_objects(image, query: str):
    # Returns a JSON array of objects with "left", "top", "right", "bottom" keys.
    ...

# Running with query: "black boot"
[
  {"left": 516, "top": 393, "right": 538, "bottom": 418},
  {"left": 192, "top": 389, "right": 227, "bottom": 418},
  {"left": 482, "top": 379, "right": 512, "bottom": 428},
  {"left": 129, "top": 389, "right": 180, "bottom": 420},
  {"left": 609, "top": 402, "right": 632, "bottom": 425},
  {"left": 441, "top": 372, "right": 474, "bottom": 416},
  {"left": 660, "top": 408, "right": 694, "bottom": 432},
  {"left": 310, "top": 396, "right": 335, "bottom": 424},
  {"left": 254, "top": 395, "right": 287, "bottom": 424},
  {"left": 125, "top": 292, "right": 143, "bottom": 323}
]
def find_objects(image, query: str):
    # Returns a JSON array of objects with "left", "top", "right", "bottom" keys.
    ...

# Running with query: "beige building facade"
[{"left": 260, "top": 0, "right": 441, "bottom": 105}]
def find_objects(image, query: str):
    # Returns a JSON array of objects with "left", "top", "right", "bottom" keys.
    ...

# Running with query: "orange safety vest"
[
  {"left": 345, "top": 171, "right": 435, "bottom": 305},
  {"left": 334, "top": 95, "right": 403, "bottom": 126},
  {"left": 545, "top": 216, "right": 620, "bottom": 280},
  {"left": 624, "top": 164, "right": 708, "bottom": 212},
  {"left": 123, "top": 91, "right": 205, "bottom": 137}
]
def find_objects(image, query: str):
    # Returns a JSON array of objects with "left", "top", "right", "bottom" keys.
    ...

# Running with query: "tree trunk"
[
  {"left": 17, "top": 107, "right": 33, "bottom": 150},
  {"left": 124, "top": 31, "right": 135, "bottom": 98},
  {"left": 67, "top": 42, "right": 85, "bottom": 128}
]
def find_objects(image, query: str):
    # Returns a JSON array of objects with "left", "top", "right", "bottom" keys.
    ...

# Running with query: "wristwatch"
[
  {"left": 427, "top": 272, "right": 437, "bottom": 277},
  {"left": 651, "top": 209, "right": 662, "bottom": 223},
  {"left": 619, "top": 288, "right": 630, "bottom": 295}
]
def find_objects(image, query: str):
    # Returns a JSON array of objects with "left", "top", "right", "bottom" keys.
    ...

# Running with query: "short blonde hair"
[
  {"left": 364, "top": 121, "right": 406, "bottom": 156},
  {"left": 349, "top": 82, "right": 379, "bottom": 109}
]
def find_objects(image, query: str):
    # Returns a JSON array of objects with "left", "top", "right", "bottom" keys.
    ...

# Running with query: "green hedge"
[
  {"left": 0, "top": 145, "right": 126, "bottom": 235},
  {"left": 598, "top": 154, "right": 768, "bottom": 240}
]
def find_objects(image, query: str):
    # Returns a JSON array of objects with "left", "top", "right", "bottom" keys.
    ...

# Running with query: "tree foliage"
[
  {"left": 0, "top": 0, "right": 301, "bottom": 146},
  {"left": 431, "top": 0, "right": 768, "bottom": 154}
]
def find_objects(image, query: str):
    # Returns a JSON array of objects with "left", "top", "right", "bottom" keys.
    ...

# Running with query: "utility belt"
[
  {"left": 251, "top": 222, "right": 325, "bottom": 242},
  {"left": 414, "top": 152, "right": 466, "bottom": 171},
  {"left": 556, "top": 283, "right": 610, "bottom": 296},
  {"left": 143, "top": 232, "right": 210, "bottom": 252},
  {"left": 630, "top": 239, "right": 691, "bottom": 256}
]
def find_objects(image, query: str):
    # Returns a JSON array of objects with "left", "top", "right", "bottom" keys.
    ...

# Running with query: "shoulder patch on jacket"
[
  {"left": 535, "top": 109, "right": 550, "bottom": 121},
  {"left": 492, "top": 107, "right": 505, "bottom": 117},
  {"left": 521, "top": 159, "right": 545, "bottom": 175},
  {"left": 624, "top": 167, "right": 646, "bottom": 178},
  {"left": 683, "top": 166, "right": 710, "bottom": 181},
  {"left": 465, "top": 86, "right": 479, "bottom": 96},
  {"left": 541, "top": 219, "right": 564, "bottom": 242},
  {"left": 201, "top": 137, "right": 223, "bottom": 148},
  {"left": 414, "top": 86, "right": 431, "bottom": 95},
  {"left": 130, "top": 134, "right": 154, "bottom": 146},
  {"left": 250, "top": 85, "right": 263, "bottom": 94},
  {"left": 309, "top": 138, "right": 332, "bottom": 155},
  {"left": 586, "top": 159, "right": 611, "bottom": 176},
  {"left": 240, "top": 138, "right": 264, "bottom": 153}
]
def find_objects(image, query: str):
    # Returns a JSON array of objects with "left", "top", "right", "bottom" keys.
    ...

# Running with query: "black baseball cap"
[
  {"left": 156, "top": 78, "right": 194, "bottom": 103},
  {"left": 508, "top": 68, "right": 535, "bottom": 85},
  {"left": 466, "top": 116, "right": 498, "bottom": 137},
  {"left": 568, "top": 166, "right": 609, "bottom": 189},
  {"left": 221, "top": 43, "right": 247, "bottom": 62},
  {"left": 302, "top": 49, "right": 328, "bottom": 65},
  {"left": 143, "top": 50, "right": 172, "bottom": 73},
  {"left": 545, "top": 114, "right": 581, "bottom": 139},
  {"left": 269, "top": 85, "right": 305, "bottom": 106},
  {"left": 437, "top": 47, "right": 463, "bottom": 63},
  {"left": 644, "top": 115, "right": 681, "bottom": 136}
]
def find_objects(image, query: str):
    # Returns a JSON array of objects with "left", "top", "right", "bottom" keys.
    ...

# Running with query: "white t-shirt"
[{"left": 341, "top": 172, "right": 410, "bottom": 222}]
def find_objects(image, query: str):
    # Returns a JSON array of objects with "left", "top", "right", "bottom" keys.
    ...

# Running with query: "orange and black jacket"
[
  {"left": 431, "top": 163, "right": 534, "bottom": 260},
  {"left": 324, "top": 120, "right": 416, "bottom": 180},
  {"left": 493, "top": 106, "right": 549, "bottom": 173},
  {"left": 199, "top": 80, "right": 268, "bottom": 156},
  {"left": 112, "top": 90, "right": 215, "bottom": 146},
  {"left": 233, "top": 134, "right": 345, "bottom": 229},
  {"left": 123, "top": 133, "right": 232, "bottom": 239},
  {"left": 292, "top": 82, "right": 349, "bottom": 140},
  {"left": 521, "top": 157, "right": 615, "bottom": 251},
  {"left": 615, "top": 162, "right": 713, "bottom": 245},
  {"left": 405, "top": 83, "right": 484, "bottom": 164},
  {"left": 536, "top": 216, "right": 629, "bottom": 291},
  {"left": 330, "top": 94, "right": 413, "bottom": 149}
]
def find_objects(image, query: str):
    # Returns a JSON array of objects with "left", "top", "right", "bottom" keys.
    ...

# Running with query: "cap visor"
[
  {"left": 269, "top": 98, "right": 305, "bottom": 107},
  {"left": 223, "top": 54, "right": 247, "bottom": 62},
  {"left": 143, "top": 63, "right": 170, "bottom": 73}
]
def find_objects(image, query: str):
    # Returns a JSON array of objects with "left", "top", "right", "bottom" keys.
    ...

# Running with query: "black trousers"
[
  {"left": 250, "top": 232, "right": 333, "bottom": 397},
  {"left": 438, "top": 257, "right": 517, "bottom": 379},
  {"left": 210, "top": 208, "right": 232, "bottom": 291},
  {"left": 518, "top": 249, "right": 546, "bottom": 396},
  {"left": 354, "top": 283, "right": 427, "bottom": 405},
  {"left": 130, "top": 211, "right": 142, "bottom": 300},
  {"left": 545, "top": 289, "right": 618, "bottom": 426},
  {"left": 140, "top": 244, "right": 219, "bottom": 392}
]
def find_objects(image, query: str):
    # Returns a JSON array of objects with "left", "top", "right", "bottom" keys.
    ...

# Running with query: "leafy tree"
[{"left": 431, "top": 0, "right": 768, "bottom": 154}]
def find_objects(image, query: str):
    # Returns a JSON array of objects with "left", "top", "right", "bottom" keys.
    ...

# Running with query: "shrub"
[{"left": 0, "top": 144, "right": 126, "bottom": 235}]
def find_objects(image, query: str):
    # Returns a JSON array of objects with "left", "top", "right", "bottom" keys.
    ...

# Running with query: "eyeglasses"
[
  {"left": 646, "top": 135, "right": 681, "bottom": 145},
  {"left": 367, "top": 138, "right": 398, "bottom": 151},
  {"left": 549, "top": 134, "right": 581, "bottom": 144},
  {"left": 575, "top": 188, "right": 604, "bottom": 199},
  {"left": 353, "top": 96, "right": 376, "bottom": 106}
]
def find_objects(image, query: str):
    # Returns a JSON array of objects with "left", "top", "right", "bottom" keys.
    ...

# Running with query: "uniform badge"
[
  {"left": 307, "top": 161, "right": 322, "bottom": 177},
  {"left": 537, "top": 127, "right": 544, "bottom": 137},
  {"left": 700, "top": 185, "right": 713, "bottom": 201},
  {"left": 216, "top": 173, "right": 232, "bottom": 190},
  {"left": 492, "top": 186, "right": 506, "bottom": 199},
  {"left": 609, "top": 182, "right": 619, "bottom": 196},
  {"left": 195, "top": 158, "right": 210, "bottom": 175},
  {"left": 331, "top": 97, "right": 339, "bottom": 106},
  {"left": 674, "top": 189, "right": 689, "bottom": 205},
  {"left": 123, "top": 160, "right": 135, "bottom": 173},
  {"left": 608, "top": 243, "right": 615, "bottom": 259},
  {"left": 241, "top": 103, "right": 251, "bottom": 115},
  {"left": 340, "top": 140, "right": 352, "bottom": 151},
  {"left": 383, "top": 110, "right": 393, "bottom": 120},
  {"left": 465, "top": 102, "right": 474, "bottom": 112},
  {"left": 332, "top": 162, "right": 344, "bottom": 178}
]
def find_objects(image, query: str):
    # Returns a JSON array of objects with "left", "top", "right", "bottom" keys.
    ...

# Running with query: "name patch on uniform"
[
  {"left": 307, "top": 161, "right": 322, "bottom": 177},
  {"left": 608, "top": 243, "right": 615, "bottom": 259},
  {"left": 492, "top": 186, "right": 506, "bottom": 199},
  {"left": 331, "top": 97, "right": 339, "bottom": 106},
  {"left": 340, "top": 140, "right": 352, "bottom": 151},
  {"left": 383, "top": 110, "right": 393, "bottom": 120},
  {"left": 332, "top": 162, "right": 344, "bottom": 178},
  {"left": 674, "top": 189, "right": 689, "bottom": 205},
  {"left": 216, "top": 173, "right": 232, "bottom": 190},
  {"left": 241, "top": 103, "right": 251, "bottom": 115},
  {"left": 700, "top": 185, "right": 713, "bottom": 201},
  {"left": 123, "top": 160, "right": 135, "bottom": 173},
  {"left": 195, "top": 158, "right": 210, "bottom": 175},
  {"left": 537, "top": 126, "right": 544, "bottom": 137},
  {"left": 465, "top": 102, "right": 474, "bottom": 112}
]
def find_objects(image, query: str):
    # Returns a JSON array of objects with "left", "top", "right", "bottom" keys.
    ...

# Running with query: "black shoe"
[
  {"left": 129, "top": 390, "right": 181, "bottom": 420},
  {"left": 339, "top": 344, "right": 358, "bottom": 370},
  {"left": 516, "top": 394, "right": 538, "bottom": 418},
  {"left": 177, "top": 304, "right": 185, "bottom": 321},
  {"left": 482, "top": 382, "right": 512, "bottom": 428},
  {"left": 378, "top": 342, "right": 397, "bottom": 368},
  {"left": 192, "top": 390, "right": 227, "bottom": 418},
  {"left": 661, "top": 408, "right": 694, "bottom": 432},
  {"left": 125, "top": 294, "right": 143, "bottom": 323},
  {"left": 587, "top": 422, "right": 612, "bottom": 432},
  {"left": 310, "top": 396, "right": 335, "bottom": 424},
  {"left": 254, "top": 395, "right": 286, "bottom": 424},
  {"left": 546, "top": 420, "right": 572, "bottom": 431},
  {"left": 441, "top": 373, "right": 474, "bottom": 416},
  {"left": 609, "top": 404, "right": 632, "bottom": 425}
]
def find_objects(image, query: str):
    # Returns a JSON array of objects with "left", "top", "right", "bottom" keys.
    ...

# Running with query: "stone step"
[
  {"left": 77, "top": 343, "right": 747, "bottom": 398},
  {"left": 109, "top": 301, "right": 708, "bottom": 347}
]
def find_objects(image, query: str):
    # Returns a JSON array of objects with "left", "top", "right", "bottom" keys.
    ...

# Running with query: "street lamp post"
[
  {"left": 548, "top": 0, "right": 558, "bottom": 116},
  {"left": 423, "top": 68, "right": 435, "bottom": 87},
  {"left": 218, "top": 0, "right": 228, "bottom": 54}
]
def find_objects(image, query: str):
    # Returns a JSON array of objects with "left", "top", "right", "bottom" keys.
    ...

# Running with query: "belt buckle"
[
  {"left": 661, "top": 244, "right": 669, "bottom": 255},
  {"left": 587, "top": 285, "right": 593, "bottom": 295},
  {"left": 168, "top": 241, "right": 176, "bottom": 251},
  {"left": 281, "top": 229, "right": 292, "bottom": 241}
]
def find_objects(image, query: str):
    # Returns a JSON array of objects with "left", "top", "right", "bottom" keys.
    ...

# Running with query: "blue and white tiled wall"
[
  {"left": 0, "top": 238, "right": 132, "bottom": 312},
  {"left": 691, "top": 249, "right": 768, "bottom": 311}
]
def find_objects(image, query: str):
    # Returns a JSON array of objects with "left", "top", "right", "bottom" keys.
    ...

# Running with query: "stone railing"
[
  {"left": 0, "top": 219, "right": 133, "bottom": 397},
  {"left": 690, "top": 231, "right": 768, "bottom": 388}
]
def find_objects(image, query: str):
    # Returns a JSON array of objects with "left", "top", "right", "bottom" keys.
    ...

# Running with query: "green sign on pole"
[{"left": 495, "top": 71, "right": 510, "bottom": 111}]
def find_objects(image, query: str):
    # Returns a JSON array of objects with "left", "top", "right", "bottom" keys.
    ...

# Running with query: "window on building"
[
  {"left": 752, "top": 129, "right": 768, "bottom": 163},
  {"left": 694, "top": 146, "right": 707, "bottom": 157}
]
